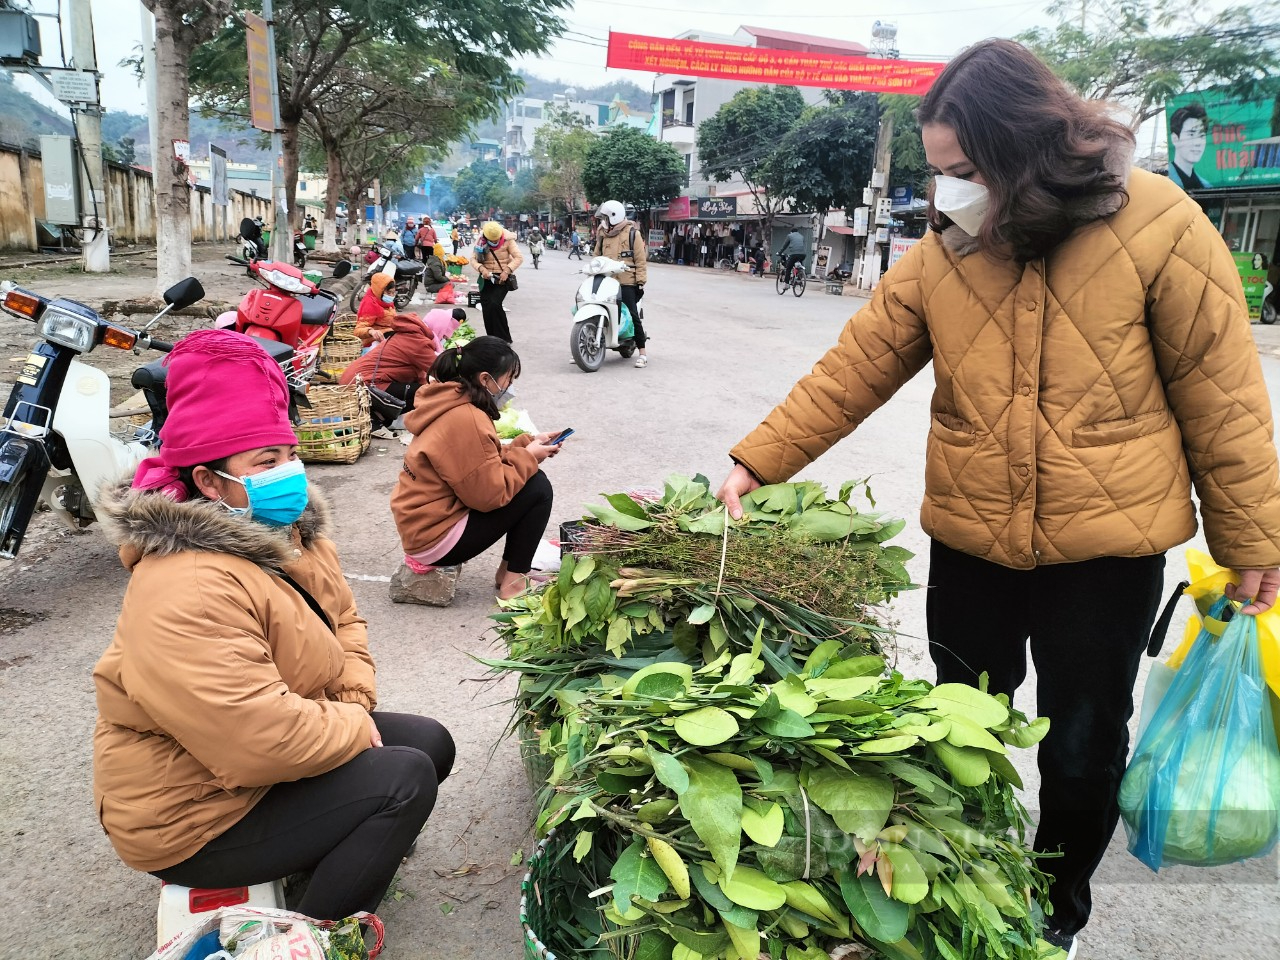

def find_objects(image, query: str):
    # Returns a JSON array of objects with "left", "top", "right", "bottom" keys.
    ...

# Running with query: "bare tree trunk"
[
  {"left": 281, "top": 112, "right": 302, "bottom": 233},
  {"left": 149, "top": 4, "right": 194, "bottom": 295},
  {"left": 322, "top": 140, "right": 343, "bottom": 252}
]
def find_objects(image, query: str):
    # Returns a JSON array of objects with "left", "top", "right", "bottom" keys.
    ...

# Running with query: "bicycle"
[{"left": 775, "top": 257, "right": 807, "bottom": 297}]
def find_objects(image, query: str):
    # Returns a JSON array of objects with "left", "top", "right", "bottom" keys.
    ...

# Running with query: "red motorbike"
[{"left": 219, "top": 258, "right": 352, "bottom": 385}]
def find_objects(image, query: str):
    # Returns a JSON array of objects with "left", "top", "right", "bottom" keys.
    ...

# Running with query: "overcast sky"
[{"left": 10, "top": 0, "right": 1237, "bottom": 152}]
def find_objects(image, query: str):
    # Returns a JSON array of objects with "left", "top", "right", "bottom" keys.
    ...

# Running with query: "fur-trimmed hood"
[
  {"left": 96, "top": 477, "right": 334, "bottom": 573},
  {"left": 939, "top": 133, "right": 1136, "bottom": 257}
]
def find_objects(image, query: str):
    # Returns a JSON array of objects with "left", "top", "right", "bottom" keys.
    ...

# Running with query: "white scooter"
[{"left": 569, "top": 256, "right": 640, "bottom": 373}]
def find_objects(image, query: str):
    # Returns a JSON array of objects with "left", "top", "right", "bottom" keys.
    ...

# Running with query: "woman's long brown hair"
[{"left": 918, "top": 38, "right": 1135, "bottom": 261}]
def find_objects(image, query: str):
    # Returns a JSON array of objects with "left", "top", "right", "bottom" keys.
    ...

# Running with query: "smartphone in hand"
[{"left": 550, "top": 428, "right": 575, "bottom": 445}]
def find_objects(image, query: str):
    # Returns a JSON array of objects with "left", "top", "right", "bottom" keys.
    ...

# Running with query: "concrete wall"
[{"left": 0, "top": 143, "right": 271, "bottom": 253}]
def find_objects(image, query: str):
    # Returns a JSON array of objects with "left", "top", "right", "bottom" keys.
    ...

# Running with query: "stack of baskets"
[
  {"left": 292, "top": 383, "right": 372, "bottom": 463},
  {"left": 317, "top": 313, "right": 362, "bottom": 382}
]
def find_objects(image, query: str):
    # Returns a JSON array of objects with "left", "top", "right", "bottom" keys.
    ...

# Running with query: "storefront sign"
[
  {"left": 1166, "top": 90, "right": 1280, "bottom": 191},
  {"left": 852, "top": 207, "right": 869, "bottom": 237},
  {"left": 1233, "top": 252, "right": 1269, "bottom": 320},
  {"left": 888, "top": 236, "right": 919, "bottom": 268},
  {"left": 647, "top": 228, "right": 667, "bottom": 249},
  {"left": 245, "top": 13, "right": 276, "bottom": 133},
  {"left": 663, "top": 196, "right": 692, "bottom": 220},
  {"left": 607, "top": 31, "right": 944, "bottom": 95},
  {"left": 889, "top": 185, "right": 913, "bottom": 209},
  {"left": 815, "top": 245, "right": 832, "bottom": 276},
  {"left": 696, "top": 196, "right": 737, "bottom": 219}
]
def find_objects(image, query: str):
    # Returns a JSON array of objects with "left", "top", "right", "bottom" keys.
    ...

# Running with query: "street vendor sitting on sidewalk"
[
  {"left": 421, "top": 306, "right": 467, "bottom": 343},
  {"left": 341, "top": 312, "right": 439, "bottom": 439},
  {"left": 422, "top": 251, "right": 452, "bottom": 297},
  {"left": 355, "top": 272, "right": 397, "bottom": 347},
  {"left": 391, "top": 336, "right": 564, "bottom": 600},
  {"left": 92, "top": 329, "right": 454, "bottom": 922}
]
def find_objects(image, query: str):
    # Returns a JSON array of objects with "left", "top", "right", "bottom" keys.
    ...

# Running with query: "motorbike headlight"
[
  {"left": 39, "top": 304, "right": 98, "bottom": 352},
  {"left": 260, "top": 268, "right": 312, "bottom": 294}
]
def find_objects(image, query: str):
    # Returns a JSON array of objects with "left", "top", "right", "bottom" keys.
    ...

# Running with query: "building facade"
[{"left": 501, "top": 92, "right": 612, "bottom": 173}]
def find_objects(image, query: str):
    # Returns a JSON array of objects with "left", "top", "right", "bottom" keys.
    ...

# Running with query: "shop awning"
[{"left": 826, "top": 225, "right": 856, "bottom": 236}]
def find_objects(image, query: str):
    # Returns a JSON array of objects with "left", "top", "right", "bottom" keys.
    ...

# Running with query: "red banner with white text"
[{"left": 607, "top": 31, "right": 944, "bottom": 95}]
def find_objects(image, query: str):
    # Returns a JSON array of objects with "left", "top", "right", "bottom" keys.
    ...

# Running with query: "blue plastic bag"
[
  {"left": 617, "top": 303, "right": 635, "bottom": 341},
  {"left": 1120, "top": 596, "right": 1280, "bottom": 870}
]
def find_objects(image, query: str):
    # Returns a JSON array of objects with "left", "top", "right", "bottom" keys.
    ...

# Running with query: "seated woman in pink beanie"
[{"left": 92, "top": 329, "right": 453, "bottom": 922}]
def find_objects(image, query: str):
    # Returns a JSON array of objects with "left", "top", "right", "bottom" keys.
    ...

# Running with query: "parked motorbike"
[
  {"left": 648, "top": 246, "right": 673, "bottom": 265},
  {"left": 569, "top": 256, "right": 639, "bottom": 373},
  {"left": 0, "top": 276, "right": 205, "bottom": 558},
  {"left": 529, "top": 237, "right": 545, "bottom": 269},
  {"left": 220, "top": 258, "right": 353, "bottom": 386},
  {"left": 348, "top": 241, "right": 425, "bottom": 312},
  {"left": 235, "top": 218, "right": 308, "bottom": 271},
  {"left": 291, "top": 230, "right": 309, "bottom": 270}
]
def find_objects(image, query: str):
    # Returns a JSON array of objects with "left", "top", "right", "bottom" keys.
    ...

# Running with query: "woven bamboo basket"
[
  {"left": 318, "top": 333, "right": 362, "bottom": 380},
  {"left": 331, "top": 313, "right": 359, "bottom": 339},
  {"left": 292, "top": 384, "right": 371, "bottom": 463}
]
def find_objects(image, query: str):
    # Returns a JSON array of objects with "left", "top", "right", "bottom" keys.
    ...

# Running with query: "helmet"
[
  {"left": 482, "top": 221, "right": 504, "bottom": 243},
  {"left": 595, "top": 200, "right": 626, "bottom": 226}
]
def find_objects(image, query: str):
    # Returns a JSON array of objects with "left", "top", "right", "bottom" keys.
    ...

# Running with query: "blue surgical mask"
[
  {"left": 216, "top": 459, "right": 309, "bottom": 527},
  {"left": 381, "top": 293, "right": 395, "bottom": 304}
]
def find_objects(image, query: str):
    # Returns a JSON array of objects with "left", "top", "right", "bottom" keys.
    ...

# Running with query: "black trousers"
[
  {"left": 619, "top": 284, "right": 646, "bottom": 348},
  {"left": 926, "top": 540, "right": 1165, "bottom": 936},
  {"left": 436, "top": 470, "right": 553, "bottom": 574},
  {"left": 479, "top": 280, "right": 512, "bottom": 343},
  {"left": 153, "top": 713, "right": 455, "bottom": 921},
  {"left": 568, "top": 242, "right": 583, "bottom": 259},
  {"left": 403, "top": 243, "right": 417, "bottom": 262}
]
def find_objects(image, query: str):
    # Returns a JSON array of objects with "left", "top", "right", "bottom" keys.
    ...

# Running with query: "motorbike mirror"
[
  {"left": 332, "top": 260, "right": 353, "bottom": 279},
  {"left": 163, "top": 277, "right": 205, "bottom": 310}
]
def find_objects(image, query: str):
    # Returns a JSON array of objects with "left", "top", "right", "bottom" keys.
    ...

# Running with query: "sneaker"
[
  {"left": 371, "top": 426, "right": 399, "bottom": 440},
  {"left": 634, "top": 355, "right": 649, "bottom": 368},
  {"left": 1043, "top": 928, "right": 1077, "bottom": 960}
]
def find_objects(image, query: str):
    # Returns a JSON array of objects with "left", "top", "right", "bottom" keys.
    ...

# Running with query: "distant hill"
[
  {"left": 0, "top": 69, "right": 271, "bottom": 166},
  {"left": 515, "top": 71, "right": 653, "bottom": 112}
]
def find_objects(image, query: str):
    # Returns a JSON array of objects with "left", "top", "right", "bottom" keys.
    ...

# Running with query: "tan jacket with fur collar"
[
  {"left": 731, "top": 168, "right": 1280, "bottom": 570},
  {"left": 92, "top": 482, "right": 374, "bottom": 871}
]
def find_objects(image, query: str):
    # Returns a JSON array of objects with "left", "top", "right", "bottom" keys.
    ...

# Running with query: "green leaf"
[
  {"left": 586, "top": 502, "right": 654, "bottom": 531},
  {"left": 688, "top": 604, "right": 717, "bottom": 625},
  {"left": 648, "top": 746, "right": 691, "bottom": 794},
  {"left": 772, "top": 675, "right": 818, "bottom": 717},
  {"left": 573, "top": 830, "right": 594, "bottom": 862},
  {"left": 637, "top": 799, "right": 678, "bottom": 824},
  {"left": 839, "top": 870, "right": 909, "bottom": 942},
  {"left": 571, "top": 554, "right": 597, "bottom": 582},
  {"left": 999, "top": 715, "right": 1051, "bottom": 748},
  {"left": 604, "top": 492, "right": 649, "bottom": 519},
  {"left": 682, "top": 510, "right": 726, "bottom": 536},
  {"left": 623, "top": 663, "right": 694, "bottom": 700},
  {"left": 788, "top": 508, "right": 859, "bottom": 542},
  {"left": 805, "top": 676, "right": 880, "bottom": 700},
  {"left": 718, "top": 864, "right": 787, "bottom": 910},
  {"left": 674, "top": 706, "right": 740, "bottom": 746},
  {"left": 723, "top": 919, "right": 760, "bottom": 960},
  {"left": 943, "top": 714, "right": 1008, "bottom": 754},
  {"left": 913, "top": 684, "right": 1009, "bottom": 728},
  {"left": 881, "top": 842, "right": 929, "bottom": 903},
  {"left": 986, "top": 751, "right": 1024, "bottom": 789},
  {"left": 802, "top": 766, "right": 894, "bottom": 841},
  {"left": 930, "top": 740, "right": 992, "bottom": 787},
  {"left": 634, "top": 932, "right": 675, "bottom": 960},
  {"left": 741, "top": 802, "right": 785, "bottom": 847},
  {"left": 682, "top": 755, "right": 742, "bottom": 879},
  {"left": 858, "top": 734, "right": 920, "bottom": 754},
  {"left": 611, "top": 839, "right": 670, "bottom": 912},
  {"left": 606, "top": 616, "right": 632, "bottom": 656},
  {"left": 821, "top": 655, "right": 887, "bottom": 679},
  {"left": 756, "top": 708, "right": 815, "bottom": 739}
]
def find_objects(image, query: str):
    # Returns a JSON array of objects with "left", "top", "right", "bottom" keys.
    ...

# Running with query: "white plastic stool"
[{"left": 157, "top": 880, "right": 286, "bottom": 947}]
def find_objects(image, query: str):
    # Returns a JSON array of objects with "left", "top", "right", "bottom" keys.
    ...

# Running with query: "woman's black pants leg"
[
  {"left": 925, "top": 540, "right": 1165, "bottom": 937},
  {"left": 152, "top": 713, "right": 455, "bottom": 920},
  {"left": 435, "top": 470, "right": 553, "bottom": 574},
  {"left": 479, "top": 281, "right": 512, "bottom": 342}
]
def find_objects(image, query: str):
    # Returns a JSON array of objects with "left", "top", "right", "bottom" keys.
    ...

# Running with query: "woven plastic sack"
[{"left": 1120, "top": 596, "right": 1280, "bottom": 870}]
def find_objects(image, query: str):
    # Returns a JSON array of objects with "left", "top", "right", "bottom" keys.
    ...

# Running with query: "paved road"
[{"left": 1, "top": 248, "right": 1277, "bottom": 958}]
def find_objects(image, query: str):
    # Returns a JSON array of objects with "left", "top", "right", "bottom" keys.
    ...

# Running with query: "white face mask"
[{"left": 933, "top": 175, "right": 990, "bottom": 237}]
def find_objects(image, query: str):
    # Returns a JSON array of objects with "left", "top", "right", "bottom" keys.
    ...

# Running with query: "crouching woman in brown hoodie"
[{"left": 391, "top": 336, "right": 564, "bottom": 599}]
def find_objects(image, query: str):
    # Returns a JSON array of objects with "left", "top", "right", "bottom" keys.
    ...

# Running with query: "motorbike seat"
[
  {"left": 296, "top": 292, "right": 335, "bottom": 327},
  {"left": 397, "top": 260, "right": 425, "bottom": 276}
]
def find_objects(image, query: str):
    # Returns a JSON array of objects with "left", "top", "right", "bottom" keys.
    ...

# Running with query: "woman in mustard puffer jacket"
[{"left": 719, "top": 40, "right": 1280, "bottom": 957}]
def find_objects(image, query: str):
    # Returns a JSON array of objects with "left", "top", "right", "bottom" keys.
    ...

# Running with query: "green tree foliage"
[
  {"left": 507, "top": 167, "right": 543, "bottom": 213},
  {"left": 771, "top": 92, "right": 877, "bottom": 220},
  {"left": 880, "top": 95, "right": 930, "bottom": 195},
  {"left": 697, "top": 86, "right": 806, "bottom": 230},
  {"left": 582, "top": 127, "right": 686, "bottom": 214},
  {"left": 190, "top": 0, "right": 569, "bottom": 227},
  {"left": 1019, "top": 0, "right": 1280, "bottom": 126},
  {"left": 534, "top": 105, "right": 597, "bottom": 219},
  {"left": 453, "top": 160, "right": 512, "bottom": 216}
]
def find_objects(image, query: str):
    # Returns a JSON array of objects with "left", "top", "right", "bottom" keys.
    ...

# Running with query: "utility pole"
[
  {"left": 68, "top": 0, "right": 108, "bottom": 272},
  {"left": 139, "top": 5, "right": 160, "bottom": 196},
  {"left": 262, "top": 0, "right": 291, "bottom": 263},
  {"left": 860, "top": 20, "right": 899, "bottom": 291}
]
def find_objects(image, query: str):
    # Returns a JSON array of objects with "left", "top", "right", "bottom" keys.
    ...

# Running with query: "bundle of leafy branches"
[
  {"left": 526, "top": 644, "right": 1056, "bottom": 960},
  {"left": 487, "top": 478, "right": 1060, "bottom": 959}
]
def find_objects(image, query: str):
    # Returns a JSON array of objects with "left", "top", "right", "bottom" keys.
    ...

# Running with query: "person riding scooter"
[{"left": 591, "top": 200, "right": 649, "bottom": 368}]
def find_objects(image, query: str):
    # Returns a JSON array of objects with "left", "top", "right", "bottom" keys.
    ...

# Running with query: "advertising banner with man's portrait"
[{"left": 1166, "top": 91, "right": 1280, "bottom": 191}]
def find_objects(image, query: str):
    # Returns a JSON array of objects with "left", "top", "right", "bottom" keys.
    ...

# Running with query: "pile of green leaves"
[
  {"left": 443, "top": 321, "right": 477, "bottom": 349},
  {"left": 490, "top": 478, "right": 1059, "bottom": 960}
]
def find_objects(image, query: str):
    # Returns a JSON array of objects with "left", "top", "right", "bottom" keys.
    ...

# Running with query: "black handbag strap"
[
  {"left": 1146, "top": 579, "right": 1191, "bottom": 657},
  {"left": 279, "top": 572, "right": 336, "bottom": 635}
]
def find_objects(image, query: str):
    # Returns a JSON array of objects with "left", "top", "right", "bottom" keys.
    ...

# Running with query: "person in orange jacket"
[
  {"left": 340, "top": 313, "right": 439, "bottom": 438},
  {"left": 355, "top": 272, "right": 397, "bottom": 347}
]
